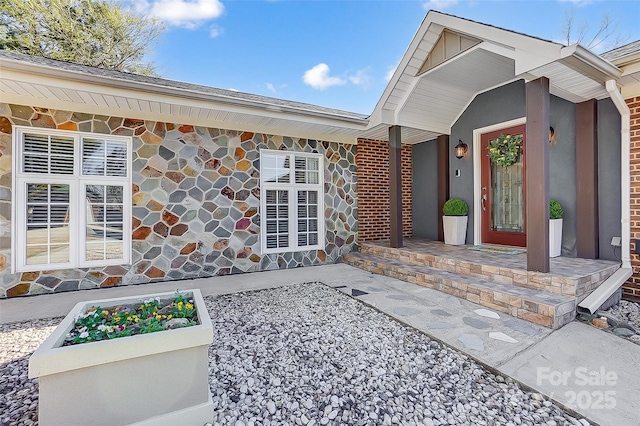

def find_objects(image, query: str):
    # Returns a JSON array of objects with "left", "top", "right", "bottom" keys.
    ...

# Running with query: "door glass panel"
[{"left": 490, "top": 143, "right": 524, "bottom": 233}]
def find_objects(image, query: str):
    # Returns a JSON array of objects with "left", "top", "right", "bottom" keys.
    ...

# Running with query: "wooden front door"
[{"left": 481, "top": 124, "right": 526, "bottom": 247}]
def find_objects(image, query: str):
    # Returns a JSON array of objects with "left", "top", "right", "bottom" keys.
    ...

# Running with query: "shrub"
[
  {"left": 443, "top": 198, "right": 468, "bottom": 216},
  {"left": 550, "top": 199, "right": 563, "bottom": 219}
]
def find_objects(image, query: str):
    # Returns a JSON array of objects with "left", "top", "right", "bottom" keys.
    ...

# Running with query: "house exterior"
[{"left": 0, "top": 11, "right": 639, "bottom": 308}]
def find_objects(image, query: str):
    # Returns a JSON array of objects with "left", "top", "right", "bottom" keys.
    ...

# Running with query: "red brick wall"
[
  {"left": 624, "top": 95, "right": 640, "bottom": 300},
  {"left": 356, "top": 138, "right": 413, "bottom": 242}
]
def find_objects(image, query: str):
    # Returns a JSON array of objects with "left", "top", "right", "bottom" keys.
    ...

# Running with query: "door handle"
[{"left": 482, "top": 194, "right": 487, "bottom": 211}]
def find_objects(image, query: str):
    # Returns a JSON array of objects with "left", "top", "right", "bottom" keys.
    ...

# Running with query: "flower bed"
[
  {"left": 29, "top": 289, "right": 213, "bottom": 426},
  {"left": 65, "top": 292, "right": 197, "bottom": 345}
]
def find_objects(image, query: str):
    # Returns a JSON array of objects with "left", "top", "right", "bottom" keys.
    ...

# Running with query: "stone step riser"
[
  {"left": 359, "top": 244, "right": 613, "bottom": 300},
  {"left": 344, "top": 254, "right": 576, "bottom": 329}
]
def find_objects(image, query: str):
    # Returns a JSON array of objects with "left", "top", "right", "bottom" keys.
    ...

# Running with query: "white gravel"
[
  {"left": 1, "top": 318, "right": 60, "bottom": 426},
  {"left": 206, "top": 283, "right": 588, "bottom": 426},
  {"left": 1, "top": 282, "right": 591, "bottom": 426}
]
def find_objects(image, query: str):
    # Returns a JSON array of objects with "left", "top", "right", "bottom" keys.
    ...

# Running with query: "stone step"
[
  {"left": 344, "top": 252, "right": 576, "bottom": 329},
  {"left": 359, "top": 242, "right": 616, "bottom": 301}
]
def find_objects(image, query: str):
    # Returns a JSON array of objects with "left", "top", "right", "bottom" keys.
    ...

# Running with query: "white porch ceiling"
[{"left": 398, "top": 48, "right": 515, "bottom": 135}]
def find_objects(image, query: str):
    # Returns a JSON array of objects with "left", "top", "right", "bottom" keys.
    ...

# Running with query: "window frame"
[
  {"left": 259, "top": 149, "right": 324, "bottom": 255},
  {"left": 12, "top": 126, "right": 132, "bottom": 273}
]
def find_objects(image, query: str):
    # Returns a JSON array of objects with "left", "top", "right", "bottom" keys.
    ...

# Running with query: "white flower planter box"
[
  {"left": 29, "top": 289, "right": 213, "bottom": 426},
  {"left": 443, "top": 216, "right": 468, "bottom": 245},
  {"left": 549, "top": 218, "right": 563, "bottom": 258}
]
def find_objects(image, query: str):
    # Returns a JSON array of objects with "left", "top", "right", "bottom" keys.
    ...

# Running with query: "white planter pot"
[
  {"left": 549, "top": 218, "right": 563, "bottom": 258},
  {"left": 443, "top": 215, "right": 468, "bottom": 245},
  {"left": 29, "top": 289, "right": 213, "bottom": 426}
]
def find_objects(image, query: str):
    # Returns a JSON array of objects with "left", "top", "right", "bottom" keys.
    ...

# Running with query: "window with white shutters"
[
  {"left": 13, "top": 127, "right": 132, "bottom": 272},
  {"left": 260, "top": 150, "right": 324, "bottom": 254}
]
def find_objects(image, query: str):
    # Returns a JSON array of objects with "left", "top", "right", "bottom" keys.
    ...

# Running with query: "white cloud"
[
  {"left": 137, "top": 0, "right": 225, "bottom": 29},
  {"left": 422, "top": 0, "right": 458, "bottom": 10},
  {"left": 209, "top": 25, "right": 223, "bottom": 38},
  {"left": 348, "top": 68, "right": 373, "bottom": 87},
  {"left": 302, "top": 63, "right": 346, "bottom": 90},
  {"left": 266, "top": 83, "right": 276, "bottom": 93}
]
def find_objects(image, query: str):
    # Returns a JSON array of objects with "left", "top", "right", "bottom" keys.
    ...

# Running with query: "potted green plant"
[
  {"left": 29, "top": 290, "right": 213, "bottom": 425},
  {"left": 549, "top": 199, "right": 564, "bottom": 257},
  {"left": 443, "top": 198, "right": 469, "bottom": 245}
]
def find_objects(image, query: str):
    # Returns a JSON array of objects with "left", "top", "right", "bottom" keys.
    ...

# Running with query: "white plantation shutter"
[
  {"left": 82, "top": 138, "right": 128, "bottom": 177},
  {"left": 22, "top": 133, "right": 74, "bottom": 174},
  {"left": 260, "top": 150, "right": 323, "bottom": 254},
  {"left": 264, "top": 189, "right": 290, "bottom": 250},
  {"left": 13, "top": 127, "right": 131, "bottom": 272}
]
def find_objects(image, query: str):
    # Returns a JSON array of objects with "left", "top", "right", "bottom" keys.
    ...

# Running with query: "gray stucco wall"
[
  {"left": 446, "top": 79, "right": 621, "bottom": 260},
  {"left": 549, "top": 97, "right": 577, "bottom": 257},
  {"left": 450, "top": 80, "right": 526, "bottom": 244},
  {"left": 412, "top": 139, "right": 439, "bottom": 240},
  {"left": 597, "top": 98, "right": 622, "bottom": 261}
]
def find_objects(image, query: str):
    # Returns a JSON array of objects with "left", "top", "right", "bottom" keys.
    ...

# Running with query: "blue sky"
[{"left": 135, "top": 0, "right": 640, "bottom": 115}]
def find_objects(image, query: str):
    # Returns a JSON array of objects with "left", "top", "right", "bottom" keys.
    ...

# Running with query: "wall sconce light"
[
  {"left": 455, "top": 139, "right": 468, "bottom": 159},
  {"left": 549, "top": 126, "right": 555, "bottom": 144}
]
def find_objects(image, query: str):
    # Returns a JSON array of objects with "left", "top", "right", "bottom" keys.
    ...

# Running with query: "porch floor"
[
  {"left": 366, "top": 238, "right": 619, "bottom": 279},
  {"left": 344, "top": 238, "right": 620, "bottom": 329}
]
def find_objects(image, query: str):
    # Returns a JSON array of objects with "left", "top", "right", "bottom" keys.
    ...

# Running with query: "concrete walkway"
[{"left": 1, "top": 263, "right": 638, "bottom": 426}]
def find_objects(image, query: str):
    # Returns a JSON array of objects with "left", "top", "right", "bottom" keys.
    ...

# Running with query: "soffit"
[
  {"left": 359, "top": 123, "right": 440, "bottom": 145},
  {"left": 525, "top": 61, "right": 609, "bottom": 103},
  {"left": 398, "top": 48, "right": 515, "bottom": 135},
  {"left": 0, "top": 56, "right": 368, "bottom": 145}
]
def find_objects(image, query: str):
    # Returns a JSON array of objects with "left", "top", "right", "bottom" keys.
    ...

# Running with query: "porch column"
[
  {"left": 437, "top": 135, "right": 450, "bottom": 242},
  {"left": 389, "top": 125, "right": 404, "bottom": 248},
  {"left": 576, "top": 99, "right": 599, "bottom": 259},
  {"left": 526, "top": 77, "right": 550, "bottom": 272}
]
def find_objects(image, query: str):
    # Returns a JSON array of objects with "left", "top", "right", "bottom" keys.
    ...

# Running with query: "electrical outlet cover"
[{"left": 611, "top": 236, "right": 621, "bottom": 247}]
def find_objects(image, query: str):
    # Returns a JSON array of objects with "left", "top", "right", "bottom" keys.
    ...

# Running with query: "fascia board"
[
  {"left": 560, "top": 44, "right": 622, "bottom": 82},
  {"left": 369, "top": 13, "right": 444, "bottom": 120},
  {"left": 432, "top": 13, "right": 563, "bottom": 59},
  {"left": 620, "top": 61, "right": 640, "bottom": 77},
  {"left": 396, "top": 118, "right": 449, "bottom": 135},
  {"left": 0, "top": 58, "right": 368, "bottom": 126},
  {"left": 0, "top": 91, "right": 360, "bottom": 145},
  {"left": 608, "top": 52, "right": 640, "bottom": 68}
]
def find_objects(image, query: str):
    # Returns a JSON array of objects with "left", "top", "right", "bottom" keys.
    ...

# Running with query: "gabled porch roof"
[{"left": 363, "top": 11, "right": 621, "bottom": 144}]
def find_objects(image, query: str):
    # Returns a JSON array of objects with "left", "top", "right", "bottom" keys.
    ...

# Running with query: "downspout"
[
  {"left": 606, "top": 79, "right": 632, "bottom": 270},
  {"left": 577, "top": 80, "right": 633, "bottom": 314}
]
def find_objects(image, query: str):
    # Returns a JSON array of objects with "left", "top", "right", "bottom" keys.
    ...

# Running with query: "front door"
[{"left": 480, "top": 124, "right": 526, "bottom": 247}]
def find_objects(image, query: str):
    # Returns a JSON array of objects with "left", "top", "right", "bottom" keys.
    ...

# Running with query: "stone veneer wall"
[
  {"left": 356, "top": 138, "right": 412, "bottom": 242},
  {"left": 0, "top": 103, "right": 358, "bottom": 297},
  {"left": 624, "top": 95, "right": 640, "bottom": 301}
]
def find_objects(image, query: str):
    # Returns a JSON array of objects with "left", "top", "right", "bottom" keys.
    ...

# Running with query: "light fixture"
[
  {"left": 455, "top": 139, "right": 468, "bottom": 159},
  {"left": 549, "top": 126, "right": 555, "bottom": 144}
]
